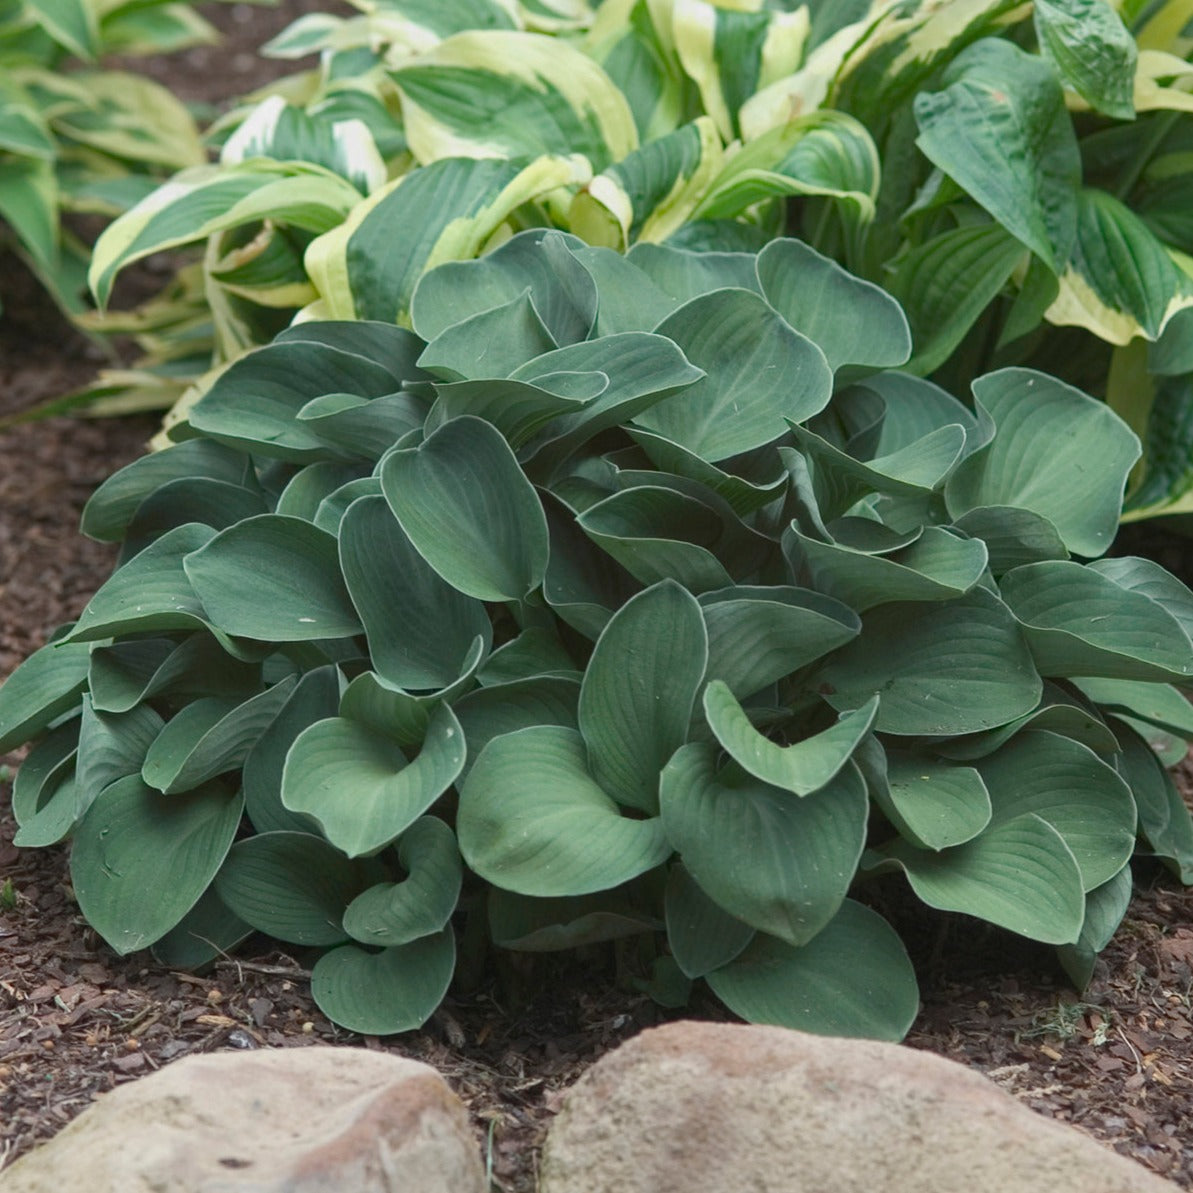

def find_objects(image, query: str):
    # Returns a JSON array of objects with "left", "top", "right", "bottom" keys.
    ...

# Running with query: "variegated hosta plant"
[{"left": 8, "top": 230, "right": 1193, "bottom": 1038}]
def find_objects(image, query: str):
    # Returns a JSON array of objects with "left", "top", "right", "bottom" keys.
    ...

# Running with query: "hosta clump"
[{"left": 7, "top": 229, "right": 1193, "bottom": 1039}]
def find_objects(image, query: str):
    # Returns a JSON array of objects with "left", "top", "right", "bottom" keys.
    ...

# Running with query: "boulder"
[
  {"left": 540, "top": 1020, "right": 1178, "bottom": 1193},
  {"left": 0, "top": 1046, "right": 485, "bottom": 1193}
]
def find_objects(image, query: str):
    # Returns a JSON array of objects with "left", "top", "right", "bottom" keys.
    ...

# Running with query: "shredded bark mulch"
[{"left": 3, "top": 6, "right": 1193, "bottom": 1188}]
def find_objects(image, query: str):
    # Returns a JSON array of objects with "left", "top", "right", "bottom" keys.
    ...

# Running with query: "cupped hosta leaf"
[
  {"left": 65, "top": 523, "right": 216, "bottom": 644},
  {"left": 381, "top": 416, "right": 549, "bottom": 601},
  {"left": 489, "top": 886, "right": 660, "bottom": 951},
  {"left": 277, "top": 463, "right": 370, "bottom": 522},
  {"left": 81, "top": 440, "right": 253, "bottom": 543},
  {"left": 913, "top": 38, "right": 1080, "bottom": 272},
  {"left": 788, "top": 526, "right": 987, "bottom": 612},
  {"left": 623, "top": 243, "right": 759, "bottom": 309},
  {"left": 875, "top": 813, "right": 1086, "bottom": 945},
  {"left": 297, "top": 393, "right": 427, "bottom": 462},
  {"left": 1090, "top": 555, "right": 1193, "bottom": 642},
  {"left": 123, "top": 478, "right": 271, "bottom": 556},
  {"left": 426, "top": 377, "right": 593, "bottom": 447},
  {"left": 818, "top": 589, "right": 1042, "bottom": 737},
  {"left": 215, "top": 831, "right": 385, "bottom": 946},
  {"left": 75, "top": 699, "right": 163, "bottom": 820},
  {"left": 342, "top": 817, "right": 462, "bottom": 946},
  {"left": 1034, "top": 0, "right": 1135, "bottom": 120},
  {"left": 755, "top": 238, "right": 910, "bottom": 374},
  {"left": 665, "top": 861, "right": 754, "bottom": 980},
  {"left": 457, "top": 725, "right": 671, "bottom": 896},
  {"left": 578, "top": 580, "right": 707, "bottom": 814},
  {"left": 277, "top": 322, "right": 432, "bottom": 383},
  {"left": 700, "top": 586, "right": 859, "bottom": 700},
  {"left": 339, "top": 495, "right": 491, "bottom": 690},
  {"left": 575, "top": 485, "right": 734, "bottom": 594},
  {"left": 864, "top": 742, "right": 992, "bottom": 852},
  {"left": 950, "top": 507, "right": 1069, "bottom": 575},
  {"left": 70, "top": 776, "right": 243, "bottom": 954},
  {"left": 1058, "top": 863, "right": 1134, "bottom": 989},
  {"left": 863, "top": 373, "right": 985, "bottom": 459},
  {"left": 1046, "top": 189, "right": 1192, "bottom": 346},
  {"left": 999, "top": 561, "right": 1193, "bottom": 683},
  {"left": 478, "top": 627, "right": 577, "bottom": 687},
  {"left": 976, "top": 730, "right": 1137, "bottom": 891},
  {"left": 306, "top": 154, "right": 590, "bottom": 323},
  {"left": 150, "top": 885, "right": 252, "bottom": 970},
  {"left": 391, "top": 31, "right": 637, "bottom": 170},
  {"left": 89, "top": 163, "right": 363, "bottom": 308},
  {"left": 705, "top": 900, "right": 919, "bottom": 1042},
  {"left": 660, "top": 744, "right": 868, "bottom": 947},
  {"left": 141, "top": 680, "right": 297, "bottom": 795},
  {"left": 244, "top": 665, "right": 342, "bottom": 836},
  {"left": 454, "top": 676, "right": 580, "bottom": 782},
  {"left": 945, "top": 369, "right": 1140, "bottom": 559},
  {"left": 11, "top": 723, "right": 79, "bottom": 848},
  {"left": 632, "top": 288, "right": 832, "bottom": 462},
  {"left": 1115, "top": 726, "right": 1193, "bottom": 883},
  {"left": 188, "top": 342, "right": 401, "bottom": 463},
  {"left": 1073, "top": 678, "right": 1193, "bottom": 739},
  {"left": 704, "top": 683, "right": 877, "bottom": 797},
  {"left": 311, "top": 927, "right": 456, "bottom": 1035},
  {"left": 411, "top": 228, "right": 596, "bottom": 347},
  {"left": 282, "top": 703, "right": 465, "bottom": 858},
  {"left": 0, "top": 638, "right": 91, "bottom": 753},
  {"left": 184, "top": 516, "right": 362, "bottom": 642}
]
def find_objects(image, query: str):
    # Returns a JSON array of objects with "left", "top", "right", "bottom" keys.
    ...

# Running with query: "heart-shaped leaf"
[
  {"left": 665, "top": 861, "right": 755, "bottom": 980},
  {"left": 0, "top": 639, "right": 91, "bottom": 753}
]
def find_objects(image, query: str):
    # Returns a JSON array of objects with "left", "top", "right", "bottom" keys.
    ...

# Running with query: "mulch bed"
[{"left": 3, "top": 7, "right": 1193, "bottom": 1188}]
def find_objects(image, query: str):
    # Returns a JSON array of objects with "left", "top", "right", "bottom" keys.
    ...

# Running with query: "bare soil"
[{"left": 3, "top": 8, "right": 1193, "bottom": 1189}]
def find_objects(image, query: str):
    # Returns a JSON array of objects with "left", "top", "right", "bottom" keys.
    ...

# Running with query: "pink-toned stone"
[
  {"left": 0, "top": 1046, "right": 485, "bottom": 1192},
  {"left": 540, "top": 1020, "right": 1179, "bottom": 1193}
]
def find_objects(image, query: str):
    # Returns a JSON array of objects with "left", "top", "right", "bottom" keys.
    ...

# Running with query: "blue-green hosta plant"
[
  {"left": 8, "top": 230, "right": 1193, "bottom": 1038},
  {"left": 0, "top": 0, "right": 232, "bottom": 321}
]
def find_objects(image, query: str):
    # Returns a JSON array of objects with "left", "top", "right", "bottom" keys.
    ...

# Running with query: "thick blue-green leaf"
[
  {"left": 1114, "top": 724, "right": 1193, "bottom": 883},
  {"left": 665, "top": 860, "right": 755, "bottom": 980},
  {"left": 11, "top": 722, "right": 79, "bottom": 848},
  {"left": 75, "top": 699, "right": 163, "bottom": 821},
  {"left": 489, "top": 886, "right": 660, "bottom": 952},
  {"left": 0, "top": 639, "right": 91, "bottom": 753},
  {"left": 1057, "top": 863, "right": 1133, "bottom": 989}
]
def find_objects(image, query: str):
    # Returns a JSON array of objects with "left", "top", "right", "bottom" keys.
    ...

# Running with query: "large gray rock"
[
  {"left": 540, "top": 1020, "right": 1178, "bottom": 1193},
  {"left": 0, "top": 1046, "right": 486, "bottom": 1193}
]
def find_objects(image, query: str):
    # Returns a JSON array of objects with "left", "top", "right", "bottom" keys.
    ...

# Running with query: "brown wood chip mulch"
[{"left": 3, "top": 7, "right": 1193, "bottom": 1188}]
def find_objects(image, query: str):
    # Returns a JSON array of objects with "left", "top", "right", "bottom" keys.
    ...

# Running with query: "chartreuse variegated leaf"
[
  {"left": 305, "top": 155, "right": 590, "bottom": 323},
  {"left": 489, "top": 885, "right": 659, "bottom": 951},
  {"left": 458, "top": 726, "right": 671, "bottom": 896},
  {"left": 862, "top": 741, "right": 992, "bottom": 852},
  {"left": 342, "top": 816, "right": 462, "bottom": 946},
  {"left": 755, "top": 238, "right": 911, "bottom": 374},
  {"left": 391, "top": 30, "right": 637, "bottom": 169},
  {"left": 665, "top": 861, "right": 754, "bottom": 980},
  {"left": 1000, "top": 561, "right": 1193, "bottom": 682},
  {"left": 70, "top": 776, "right": 243, "bottom": 954},
  {"left": 141, "top": 680, "right": 297, "bottom": 796},
  {"left": 11, "top": 722, "right": 79, "bottom": 848},
  {"left": 977, "top": 730, "right": 1137, "bottom": 891},
  {"left": 311, "top": 928, "right": 456, "bottom": 1035},
  {"left": 282, "top": 703, "right": 466, "bottom": 858},
  {"left": 579, "top": 581, "right": 707, "bottom": 814},
  {"left": 700, "top": 586, "right": 859, "bottom": 700},
  {"left": 28, "top": 0, "right": 97, "bottom": 59},
  {"left": 0, "top": 638, "right": 91, "bottom": 753},
  {"left": 0, "top": 157, "right": 57, "bottom": 278},
  {"left": 184, "top": 516, "right": 363, "bottom": 642},
  {"left": 913, "top": 38, "right": 1080, "bottom": 272},
  {"left": 1058, "top": 863, "right": 1134, "bottom": 989},
  {"left": 339, "top": 495, "right": 491, "bottom": 690},
  {"left": 570, "top": 117, "right": 724, "bottom": 249},
  {"left": 243, "top": 666, "right": 342, "bottom": 836},
  {"left": 381, "top": 416, "right": 549, "bottom": 601},
  {"left": 874, "top": 813, "right": 1086, "bottom": 945},
  {"left": 188, "top": 341, "right": 402, "bottom": 462},
  {"left": 1046, "top": 189, "right": 1193, "bottom": 345},
  {"left": 215, "top": 831, "right": 384, "bottom": 946},
  {"left": 704, "top": 683, "right": 877, "bottom": 797},
  {"left": 633, "top": 288, "right": 832, "bottom": 461},
  {"left": 818, "top": 588, "right": 1042, "bottom": 737},
  {"left": 946, "top": 369, "right": 1140, "bottom": 559},
  {"left": 705, "top": 900, "right": 919, "bottom": 1042},
  {"left": 411, "top": 229, "right": 596, "bottom": 347},
  {"left": 89, "top": 163, "right": 363, "bottom": 308},
  {"left": 1115, "top": 725, "right": 1193, "bottom": 883},
  {"left": 661, "top": 744, "right": 867, "bottom": 947},
  {"left": 1034, "top": 0, "right": 1136, "bottom": 120},
  {"left": 64, "top": 523, "right": 216, "bottom": 644}
]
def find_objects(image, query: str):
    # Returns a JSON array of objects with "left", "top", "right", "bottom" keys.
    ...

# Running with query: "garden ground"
[{"left": 2, "top": 5, "right": 1193, "bottom": 1188}]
